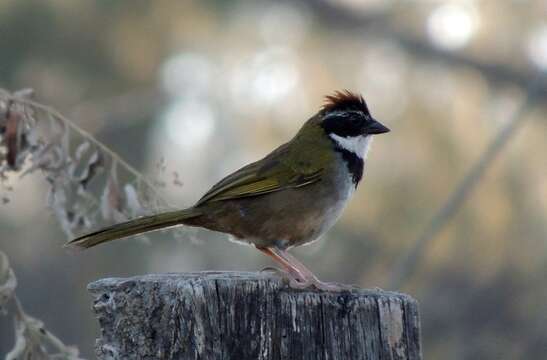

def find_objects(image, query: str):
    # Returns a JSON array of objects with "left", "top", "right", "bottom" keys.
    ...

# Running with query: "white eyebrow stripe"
[{"left": 329, "top": 134, "right": 374, "bottom": 160}]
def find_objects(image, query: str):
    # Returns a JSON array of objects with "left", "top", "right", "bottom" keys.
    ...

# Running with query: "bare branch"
[{"left": 298, "top": 0, "right": 547, "bottom": 96}]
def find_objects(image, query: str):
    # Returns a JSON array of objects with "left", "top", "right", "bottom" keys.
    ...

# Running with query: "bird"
[{"left": 67, "top": 90, "right": 390, "bottom": 291}]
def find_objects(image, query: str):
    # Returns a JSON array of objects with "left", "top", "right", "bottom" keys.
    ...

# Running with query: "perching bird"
[{"left": 67, "top": 91, "right": 390, "bottom": 291}]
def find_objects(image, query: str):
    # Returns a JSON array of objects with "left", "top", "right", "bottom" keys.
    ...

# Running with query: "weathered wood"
[{"left": 88, "top": 272, "right": 422, "bottom": 360}]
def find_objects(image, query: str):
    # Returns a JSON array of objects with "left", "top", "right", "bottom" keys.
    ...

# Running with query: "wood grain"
[{"left": 89, "top": 272, "right": 422, "bottom": 360}]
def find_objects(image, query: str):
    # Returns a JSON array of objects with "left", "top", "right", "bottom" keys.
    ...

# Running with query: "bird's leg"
[
  {"left": 269, "top": 248, "right": 320, "bottom": 283},
  {"left": 258, "top": 246, "right": 347, "bottom": 291},
  {"left": 271, "top": 248, "right": 347, "bottom": 291},
  {"left": 257, "top": 247, "right": 308, "bottom": 287}
]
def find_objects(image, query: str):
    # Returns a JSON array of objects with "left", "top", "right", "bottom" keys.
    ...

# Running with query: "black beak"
[{"left": 367, "top": 119, "right": 390, "bottom": 135}]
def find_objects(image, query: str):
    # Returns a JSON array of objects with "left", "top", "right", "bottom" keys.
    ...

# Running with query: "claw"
[
  {"left": 261, "top": 265, "right": 314, "bottom": 289},
  {"left": 288, "top": 277, "right": 312, "bottom": 289},
  {"left": 257, "top": 246, "right": 352, "bottom": 292}
]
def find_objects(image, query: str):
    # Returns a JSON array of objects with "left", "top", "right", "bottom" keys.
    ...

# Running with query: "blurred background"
[{"left": 1, "top": 0, "right": 546, "bottom": 358}]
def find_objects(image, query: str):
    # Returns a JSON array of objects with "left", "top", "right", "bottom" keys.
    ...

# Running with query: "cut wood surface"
[{"left": 89, "top": 272, "right": 422, "bottom": 360}]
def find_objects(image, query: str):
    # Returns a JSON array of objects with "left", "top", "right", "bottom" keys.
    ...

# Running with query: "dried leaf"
[
  {"left": 124, "top": 183, "right": 143, "bottom": 217},
  {"left": 77, "top": 150, "right": 102, "bottom": 189},
  {"left": 74, "top": 141, "right": 90, "bottom": 161},
  {"left": 47, "top": 114, "right": 70, "bottom": 156},
  {"left": 54, "top": 208, "right": 75, "bottom": 238},
  {"left": 101, "top": 162, "right": 126, "bottom": 222},
  {"left": 49, "top": 188, "right": 75, "bottom": 237},
  {"left": 5, "top": 110, "right": 22, "bottom": 168},
  {"left": 25, "top": 122, "right": 40, "bottom": 148},
  {"left": 69, "top": 203, "right": 92, "bottom": 231},
  {"left": 68, "top": 142, "right": 91, "bottom": 178},
  {"left": 0, "top": 251, "right": 17, "bottom": 314},
  {"left": 6, "top": 298, "right": 84, "bottom": 360},
  {"left": 52, "top": 187, "right": 67, "bottom": 205},
  {"left": 19, "top": 142, "right": 51, "bottom": 178},
  {"left": 40, "top": 144, "right": 68, "bottom": 173}
]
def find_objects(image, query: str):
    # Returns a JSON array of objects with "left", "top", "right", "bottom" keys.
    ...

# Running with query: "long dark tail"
[{"left": 65, "top": 207, "right": 202, "bottom": 249}]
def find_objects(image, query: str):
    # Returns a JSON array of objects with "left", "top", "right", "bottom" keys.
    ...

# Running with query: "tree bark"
[{"left": 88, "top": 272, "right": 422, "bottom": 360}]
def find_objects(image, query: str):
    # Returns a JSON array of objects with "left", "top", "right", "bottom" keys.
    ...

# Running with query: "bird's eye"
[{"left": 350, "top": 117, "right": 363, "bottom": 126}]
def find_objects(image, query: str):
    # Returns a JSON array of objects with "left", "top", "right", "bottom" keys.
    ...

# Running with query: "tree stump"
[{"left": 88, "top": 272, "right": 422, "bottom": 360}]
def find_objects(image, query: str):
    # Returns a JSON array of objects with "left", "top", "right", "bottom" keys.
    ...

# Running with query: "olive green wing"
[{"left": 195, "top": 144, "right": 324, "bottom": 206}]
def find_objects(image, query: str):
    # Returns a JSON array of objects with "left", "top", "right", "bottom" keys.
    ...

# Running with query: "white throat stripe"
[{"left": 329, "top": 134, "right": 373, "bottom": 160}]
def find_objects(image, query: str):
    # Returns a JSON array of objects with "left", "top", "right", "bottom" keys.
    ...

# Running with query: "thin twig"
[{"left": 388, "top": 75, "right": 546, "bottom": 290}]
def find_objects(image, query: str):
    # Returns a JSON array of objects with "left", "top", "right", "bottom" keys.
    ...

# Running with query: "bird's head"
[
  {"left": 316, "top": 90, "right": 389, "bottom": 160},
  {"left": 320, "top": 90, "right": 389, "bottom": 137}
]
